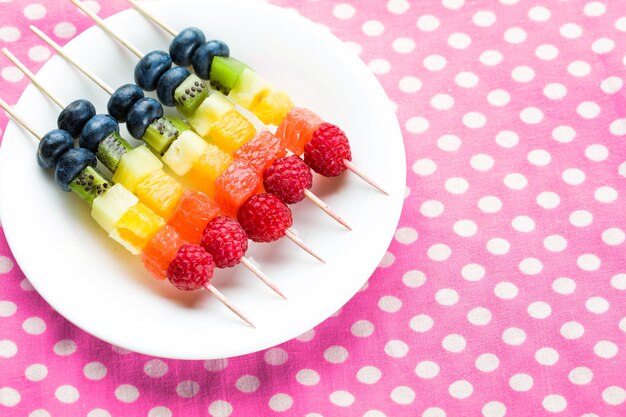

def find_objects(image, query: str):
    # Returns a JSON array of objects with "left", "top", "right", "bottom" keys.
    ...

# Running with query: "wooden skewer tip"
[
  {"left": 303, "top": 189, "right": 352, "bottom": 231},
  {"left": 205, "top": 284, "right": 255, "bottom": 328},
  {"left": 343, "top": 159, "right": 389, "bottom": 196},
  {"left": 285, "top": 229, "right": 325, "bottom": 263},
  {"left": 240, "top": 257, "right": 287, "bottom": 300}
]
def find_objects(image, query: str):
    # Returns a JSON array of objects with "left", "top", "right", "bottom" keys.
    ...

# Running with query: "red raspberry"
[
  {"left": 201, "top": 216, "right": 249, "bottom": 268},
  {"left": 263, "top": 156, "right": 313, "bottom": 204},
  {"left": 167, "top": 244, "right": 215, "bottom": 291},
  {"left": 237, "top": 193, "right": 293, "bottom": 242},
  {"left": 304, "top": 122, "right": 352, "bottom": 177}
]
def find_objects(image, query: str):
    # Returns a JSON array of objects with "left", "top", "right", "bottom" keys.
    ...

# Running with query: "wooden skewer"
[
  {"left": 127, "top": 0, "right": 390, "bottom": 196},
  {"left": 241, "top": 257, "right": 286, "bottom": 300},
  {"left": 62, "top": 5, "right": 328, "bottom": 261},
  {"left": 0, "top": 97, "right": 42, "bottom": 140}
]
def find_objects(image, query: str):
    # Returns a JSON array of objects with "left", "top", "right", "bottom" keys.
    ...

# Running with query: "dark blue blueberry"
[
  {"left": 134, "top": 50, "right": 172, "bottom": 91},
  {"left": 126, "top": 97, "right": 164, "bottom": 139},
  {"left": 37, "top": 129, "right": 74, "bottom": 169},
  {"left": 57, "top": 99, "right": 96, "bottom": 138},
  {"left": 157, "top": 67, "right": 191, "bottom": 106},
  {"left": 170, "top": 27, "right": 206, "bottom": 67},
  {"left": 55, "top": 148, "right": 97, "bottom": 192},
  {"left": 79, "top": 114, "right": 119, "bottom": 152},
  {"left": 192, "top": 40, "right": 230, "bottom": 80},
  {"left": 108, "top": 84, "right": 144, "bottom": 123}
]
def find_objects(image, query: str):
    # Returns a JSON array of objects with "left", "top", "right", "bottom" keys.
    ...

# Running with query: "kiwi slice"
[
  {"left": 69, "top": 166, "right": 113, "bottom": 206},
  {"left": 96, "top": 132, "right": 133, "bottom": 173},
  {"left": 209, "top": 56, "right": 248, "bottom": 95},
  {"left": 143, "top": 116, "right": 189, "bottom": 155},
  {"left": 174, "top": 74, "right": 209, "bottom": 117}
]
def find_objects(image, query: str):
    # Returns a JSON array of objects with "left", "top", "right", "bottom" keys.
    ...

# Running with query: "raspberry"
[
  {"left": 201, "top": 216, "right": 249, "bottom": 268},
  {"left": 167, "top": 244, "right": 215, "bottom": 291},
  {"left": 303, "top": 122, "right": 352, "bottom": 177},
  {"left": 263, "top": 156, "right": 313, "bottom": 204},
  {"left": 237, "top": 193, "right": 293, "bottom": 242}
]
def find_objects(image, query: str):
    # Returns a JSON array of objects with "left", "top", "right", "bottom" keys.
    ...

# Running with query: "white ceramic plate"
[{"left": 0, "top": 0, "right": 405, "bottom": 359}]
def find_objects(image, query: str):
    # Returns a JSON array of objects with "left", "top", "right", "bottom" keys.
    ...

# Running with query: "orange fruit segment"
[
  {"left": 168, "top": 190, "right": 220, "bottom": 243},
  {"left": 234, "top": 130, "right": 287, "bottom": 176},
  {"left": 214, "top": 160, "right": 261, "bottom": 217},
  {"left": 210, "top": 110, "right": 256, "bottom": 154},
  {"left": 135, "top": 169, "right": 183, "bottom": 220},
  {"left": 252, "top": 90, "right": 294, "bottom": 126},
  {"left": 275, "top": 107, "right": 322, "bottom": 156},
  {"left": 110, "top": 202, "right": 165, "bottom": 254},
  {"left": 186, "top": 144, "right": 233, "bottom": 198},
  {"left": 141, "top": 225, "right": 185, "bottom": 280}
]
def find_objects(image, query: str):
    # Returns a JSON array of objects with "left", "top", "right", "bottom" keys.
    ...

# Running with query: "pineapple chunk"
[
  {"left": 91, "top": 184, "right": 138, "bottom": 233},
  {"left": 112, "top": 145, "right": 163, "bottom": 193},
  {"left": 109, "top": 203, "right": 165, "bottom": 255},
  {"left": 135, "top": 169, "right": 184, "bottom": 219},
  {"left": 188, "top": 92, "right": 234, "bottom": 137},
  {"left": 162, "top": 131, "right": 209, "bottom": 176},
  {"left": 252, "top": 90, "right": 294, "bottom": 126},
  {"left": 228, "top": 68, "right": 272, "bottom": 110}
]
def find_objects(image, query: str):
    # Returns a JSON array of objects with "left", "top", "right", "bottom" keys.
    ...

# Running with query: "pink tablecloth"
[{"left": 1, "top": 0, "right": 626, "bottom": 416}]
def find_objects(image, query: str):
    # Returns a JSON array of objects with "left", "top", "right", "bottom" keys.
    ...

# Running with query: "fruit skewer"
[
  {"left": 3, "top": 47, "right": 287, "bottom": 299},
  {"left": 123, "top": 0, "right": 387, "bottom": 195},
  {"left": 65, "top": 1, "right": 355, "bottom": 227},
  {"left": 0, "top": 97, "right": 255, "bottom": 327},
  {"left": 29, "top": 27, "right": 325, "bottom": 263}
]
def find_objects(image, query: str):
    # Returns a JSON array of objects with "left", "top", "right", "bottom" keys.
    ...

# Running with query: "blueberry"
[
  {"left": 108, "top": 84, "right": 144, "bottom": 123},
  {"left": 134, "top": 50, "right": 172, "bottom": 91},
  {"left": 37, "top": 129, "right": 74, "bottom": 169},
  {"left": 157, "top": 67, "right": 191, "bottom": 106},
  {"left": 57, "top": 99, "right": 96, "bottom": 138},
  {"left": 79, "top": 114, "right": 119, "bottom": 152},
  {"left": 126, "top": 97, "right": 164, "bottom": 139},
  {"left": 192, "top": 40, "right": 230, "bottom": 80},
  {"left": 55, "top": 148, "right": 97, "bottom": 192},
  {"left": 170, "top": 27, "right": 206, "bottom": 67}
]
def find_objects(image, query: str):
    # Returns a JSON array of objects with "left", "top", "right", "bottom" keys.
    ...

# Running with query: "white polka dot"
[
  {"left": 529, "top": 5, "right": 551, "bottom": 21},
  {"left": 413, "top": 159, "right": 437, "bottom": 176},
  {"left": 585, "top": 296, "right": 609, "bottom": 315},
  {"left": 24, "top": 4, "right": 46, "bottom": 20},
  {"left": 436, "top": 288, "right": 459, "bottom": 306},
  {"left": 610, "top": 119, "right": 626, "bottom": 136},
  {"left": 399, "top": 76, "right": 422, "bottom": 93},
  {"left": 585, "top": 144, "right": 609, "bottom": 161},
  {"left": 208, "top": 400, "right": 233, "bottom": 417},
  {"left": 536, "top": 44, "right": 559, "bottom": 60},
  {"left": 269, "top": 393, "right": 293, "bottom": 412},
  {"left": 562, "top": 168, "right": 586, "bottom": 185},
  {"left": 379, "top": 252, "right": 394, "bottom": 268},
  {"left": 544, "top": 234, "right": 567, "bottom": 252},
  {"left": 410, "top": 314, "right": 434, "bottom": 332},
  {"left": 84, "top": 362, "right": 107, "bottom": 380},
  {"left": 111, "top": 345, "right": 131, "bottom": 355},
  {"left": 329, "top": 390, "right": 355, "bottom": 407},
  {"left": 431, "top": 94, "right": 455, "bottom": 111},
  {"left": 612, "top": 273, "right": 626, "bottom": 290},
  {"left": 27, "top": 45, "right": 50, "bottom": 62},
  {"left": 570, "top": 210, "right": 593, "bottom": 227},
  {"left": 423, "top": 55, "right": 447, "bottom": 71},
  {"left": 455, "top": 71, "right": 479, "bottom": 87},
  {"left": 351, "top": 320, "right": 374, "bottom": 337},
  {"left": 504, "top": 27, "right": 527, "bottom": 43},
  {"left": 487, "top": 89, "right": 510, "bottom": 106},
  {"left": 442, "top": 0, "right": 464, "bottom": 9},
  {"left": 295, "top": 369, "right": 320, "bottom": 386},
  {"left": 621, "top": 318, "right": 626, "bottom": 332},
  {"left": 595, "top": 186, "right": 618, "bottom": 203},
  {"left": 552, "top": 125, "right": 576, "bottom": 143},
  {"left": 30, "top": 410, "right": 51, "bottom": 417},
  {"left": 592, "top": 37, "right": 614, "bottom": 54},
  {"left": 560, "top": 22, "right": 583, "bottom": 38},
  {"left": 473, "top": 10, "right": 496, "bottom": 27},
  {"left": 393, "top": 37, "right": 415, "bottom": 53},
  {"left": 417, "top": 15, "right": 440, "bottom": 31},
  {"left": 264, "top": 347, "right": 288, "bottom": 365},
  {"left": 428, "top": 244, "right": 452, "bottom": 261},
  {"left": 406, "top": 117, "right": 429, "bottom": 133},
  {"left": 594, "top": 340, "right": 618, "bottom": 358},
  {"left": 512, "top": 215, "right": 535, "bottom": 232},
  {"left": 487, "top": 238, "right": 510, "bottom": 255},
  {"left": 403, "top": 270, "right": 426, "bottom": 287},
  {"left": 479, "top": 50, "right": 503, "bottom": 66},
  {"left": 2, "top": 67, "right": 24, "bottom": 83},
  {"left": 528, "top": 149, "right": 552, "bottom": 166},
  {"left": 0, "top": 340, "right": 17, "bottom": 358},
  {"left": 423, "top": 407, "right": 446, "bottom": 417},
  {"left": 520, "top": 258, "right": 543, "bottom": 275},
  {"left": 176, "top": 380, "right": 200, "bottom": 398},
  {"left": 561, "top": 321, "right": 584, "bottom": 339},
  {"left": 463, "top": 112, "right": 487, "bottom": 128},
  {"left": 602, "top": 386, "right": 626, "bottom": 405},
  {"left": 553, "top": 277, "right": 576, "bottom": 294},
  {"left": 333, "top": 3, "right": 355, "bottom": 19},
  {"left": 448, "top": 32, "right": 471, "bottom": 49},
  {"left": 115, "top": 384, "right": 139, "bottom": 403},
  {"left": 504, "top": 173, "right": 528, "bottom": 190},
  {"left": 385, "top": 340, "right": 409, "bottom": 358},
  {"left": 388, "top": 0, "right": 410, "bottom": 13},
  {"left": 379, "top": 295, "right": 402, "bottom": 312},
  {"left": 520, "top": 107, "right": 544, "bottom": 124},
  {"left": 604, "top": 228, "right": 626, "bottom": 246},
  {"left": 143, "top": 359, "right": 168, "bottom": 378},
  {"left": 502, "top": 327, "right": 526, "bottom": 346},
  {"left": 617, "top": 17, "right": 626, "bottom": 31},
  {"left": 204, "top": 358, "right": 228, "bottom": 372},
  {"left": 82, "top": 0, "right": 101, "bottom": 13},
  {"left": 415, "top": 360, "right": 440, "bottom": 378},
  {"left": 55, "top": 385, "right": 79, "bottom": 403},
  {"left": 53, "top": 339, "right": 76, "bottom": 356},
  {"left": 495, "top": 130, "right": 519, "bottom": 148},
  {"left": 453, "top": 220, "right": 477, "bottom": 237},
  {"left": 54, "top": 22, "right": 76, "bottom": 38},
  {"left": 324, "top": 346, "right": 348, "bottom": 363},
  {"left": 535, "top": 347, "right": 559, "bottom": 365},
  {"left": 357, "top": 366, "right": 381, "bottom": 384},
  {"left": 482, "top": 401, "right": 506, "bottom": 417},
  {"left": 542, "top": 395, "right": 567, "bottom": 413},
  {"left": 368, "top": 58, "right": 391, "bottom": 74},
  {"left": 449, "top": 380, "right": 473, "bottom": 399},
  {"left": 509, "top": 373, "right": 534, "bottom": 391},
  {"left": 568, "top": 60, "right": 591, "bottom": 77},
  {"left": 495, "top": 282, "right": 518, "bottom": 299},
  {"left": 0, "top": 26, "right": 20, "bottom": 42},
  {"left": 476, "top": 353, "right": 499, "bottom": 372},
  {"left": 528, "top": 301, "right": 552, "bottom": 319},
  {"left": 25, "top": 364, "right": 48, "bottom": 381},
  {"left": 478, "top": 195, "right": 502, "bottom": 213},
  {"left": 362, "top": 411, "right": 386, "bottom": 417},
  {"left": 345, "top": 41, "right": 362, "bottom": 55},
  {"left": 148, "top": 407, "right": 171, "bottom": 417},
  {"left": 0, "top": 387, "right": 20, "bottom": 407},
  {"left": 362, "top": 20, "right": 384, "bottom": 36},
  {"left": 537, "top": 191, "right": 560, "bottom": 209},
  {"left": 20, "top": 279, "right": 34, "bottom": 291},
  {"left": 577, "top": 101, "right": 601, "bottom": 119},
  {"left": 543, "top": 83, "right": 567, "bottom": 100},
  {"left": 442, "top": 334, "right": 466, "bottom": 352},
  {"left": 584, "top": 1, "right": 606, "bottom": 16},
  {"left": 391, "top": 386, "right": 415, "bottom": 405},
  {"left": 0, "top": 301, "right": 16, "bottom": 317},
  {"left": 577, "top": 254, "right": 601, "bottom": 271},
  {"left": 470, "top": 154, "right": 494, "bottom": 171},
  {"left": 512, "top": 66, "right": 535, "bottom": 83},
  {"left": 22, "top": 317, "right": 46, "bottom": 335},
  {"left": 462, "top": 263, "right": 486, "bottom": 281},
  {"left": 395, "top": 227, "right": 418, "bottom": 244},
  {"left": 467, "top": 307, "right": 492, "bottom": 326},
  {"left": 601, "top": 76, "right": 623, "bottom": 94},
  {"left": 445, "top": 177, "right": 469, "bottom": 194}
]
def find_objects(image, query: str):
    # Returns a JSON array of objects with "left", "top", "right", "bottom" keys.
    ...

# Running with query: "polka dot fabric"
[{"left": 1, "top": 0, "right": 626, "bottom": 416}]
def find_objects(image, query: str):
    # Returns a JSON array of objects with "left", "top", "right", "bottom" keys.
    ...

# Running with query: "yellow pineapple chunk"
[
  {"left": 210, "top": 110, "right": 256, "bottom": 154},
  {"left": 252, "top": 90, "right": 294, "bottom": 126},
  {"left": 112, "top": 145, "right": 162, "bottom": 193},
  {"left": 135, "top": 169, "right": 184, "bottom": 220}
]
